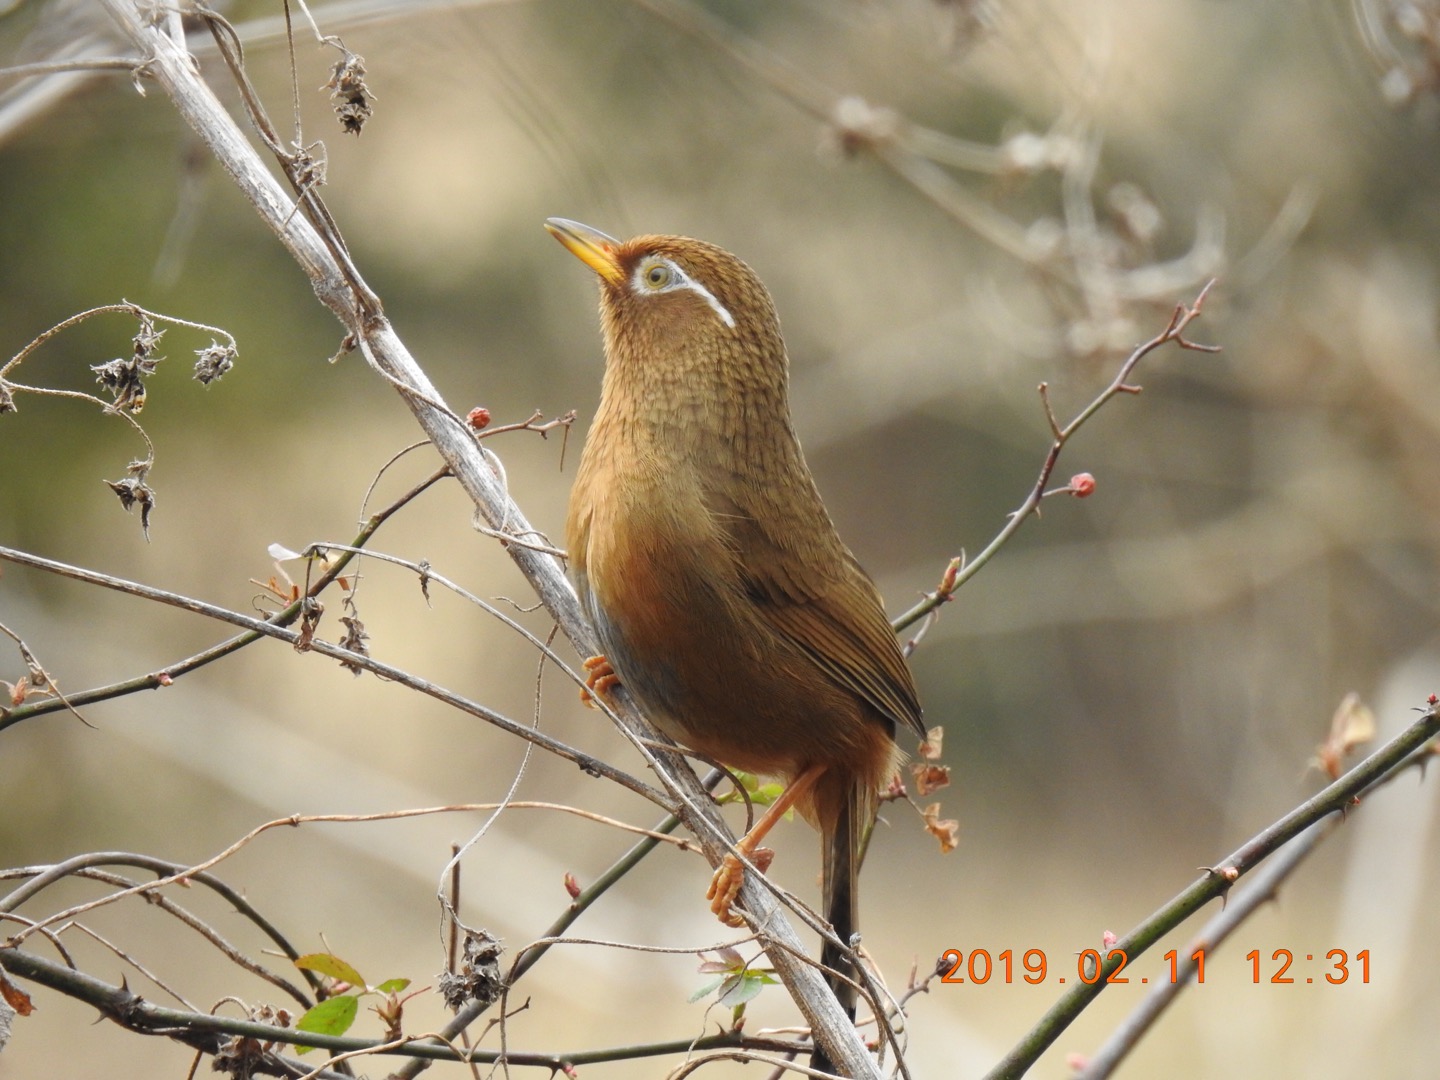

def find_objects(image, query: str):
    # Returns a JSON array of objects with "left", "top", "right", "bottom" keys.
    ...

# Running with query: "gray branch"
[{"left": 96, "top": 3, "right": 877, "bottom": 1075}]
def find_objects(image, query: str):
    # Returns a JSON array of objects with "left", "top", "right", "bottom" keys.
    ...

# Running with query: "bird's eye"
[{"left": 628, "top": 256, "right": 736, "bottom": 327}]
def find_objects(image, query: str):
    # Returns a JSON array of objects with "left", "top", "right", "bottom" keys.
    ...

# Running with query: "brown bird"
[{"left": 546, "top": 218, "right": 924, "bottom": 1066}]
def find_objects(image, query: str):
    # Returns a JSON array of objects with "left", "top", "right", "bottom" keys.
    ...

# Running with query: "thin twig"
[
  {"left": 2, "top": 801, "right": 696, "bottom": 951},
  {"left": 1, "top": 863, "right": 316, "bottom": 1006},
  {"left": 0, "top": 461, "right": 424, "bottom": 732},
  {"left": 0, "top": 944, "right": 813, "bottom": 1069},
  {"left": 0, "top": 544, "right": 662, "bottom": 812},
  {"left": 399, "top": 781, "right": 721, "bottom": 1078},
  {"left": 891, "top": 280, "right": 1219, "bottom": 633},
  {"left": 0, "top": 57, "right": 145, "bottom": 83}
]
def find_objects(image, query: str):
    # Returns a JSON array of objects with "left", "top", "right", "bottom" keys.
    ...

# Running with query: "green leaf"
[
  {"left": 752, "top": 781, "right": 786, "bottom": 806},
  {"left": 294, "top": 994, "right": 359, "bottom": 1054},
  {"left": 295, "top": 953, "right": 366, "bottom": 988},
  {"left": 717, "top": 972, "right": 768, "bottom": 1008},
  {"left": 718, "top": 773, "right": 788, "bottom": 808},
  {"left": 687, "top": 975, "right": 724, "bottom": 1004},
  {"left": 374, "top": 978, "right": 411, "bottom": 995}
]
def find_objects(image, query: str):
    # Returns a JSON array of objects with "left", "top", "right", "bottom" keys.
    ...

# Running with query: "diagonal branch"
[
  {"left": 893, "top": 280, "right": 1219, "bottom": 633},
  {"left": 0, "top": 543, "right": 661, "bottom": 816},
  {"left": 96, "top": 4, "right": 876, "bottom": 1075},
  {"left": 0, "top": 461, "right": 437, "bottom": 734},
  {"left": 983, "top": 700, "right": 1440, "bottom": 1079}
]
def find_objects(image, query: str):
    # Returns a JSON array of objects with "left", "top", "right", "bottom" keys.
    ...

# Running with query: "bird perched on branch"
[{"left": 546, "top": 217, "right": 924, "bottom": 1070}]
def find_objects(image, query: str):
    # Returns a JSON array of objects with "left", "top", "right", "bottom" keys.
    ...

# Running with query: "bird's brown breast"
[{"left": 568, "top": 407, "right": 916, "bottom": 800}]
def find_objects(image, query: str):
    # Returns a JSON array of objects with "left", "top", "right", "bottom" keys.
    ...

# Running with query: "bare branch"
[
  {"left": 96, "top": 4, "right": 877, "bottom": 1072},
  {"left": 983, "top": 699, "right": 1440, "bottom": 1079},
  {"left": 892, "top": 280, "right": 1219, "bottom": 634},
  {"left": 0, "top": 544, "right": 664, "bottom": 814}
]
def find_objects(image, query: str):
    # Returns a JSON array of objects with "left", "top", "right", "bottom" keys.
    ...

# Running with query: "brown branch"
[
  {"left": 0, "top": 459, "right": 432, "bottom": 733},
  {"left": 892, "top": 279, "right": 1219, "bottom": 633},
  {"left": 0, "top": 945, "right": 812, "bottom": 1072},
  {"left": 0, "top": 544, "right": 665, "bottom": 822},
  {"left": 1, "top": 862, "right": 316, "bottom": 1008}
]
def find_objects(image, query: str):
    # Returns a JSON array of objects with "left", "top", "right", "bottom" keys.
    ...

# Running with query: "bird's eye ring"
[{"left": 643, "top": 262, "right": 673, "bottom": 289}]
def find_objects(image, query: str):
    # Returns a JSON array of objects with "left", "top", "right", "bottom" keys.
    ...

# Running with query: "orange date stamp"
[{"left": 937, "top": 948, "right": 1371, "bottom": 986}]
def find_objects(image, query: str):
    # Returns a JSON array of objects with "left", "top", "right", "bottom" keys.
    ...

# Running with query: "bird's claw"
[
  {"left": 707, "top": 854, "right": 747, "bottom": 927},
  {"left": 579, "top": 654, "right": 620, "bottom": 708},
  {"left": 706, "top": 847, "right": 774, "bottom": 927}
]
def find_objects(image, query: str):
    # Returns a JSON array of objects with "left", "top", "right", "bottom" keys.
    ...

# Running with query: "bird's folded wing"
[{"left": 755, "top": 563, "right": 926, "bottom": 741}]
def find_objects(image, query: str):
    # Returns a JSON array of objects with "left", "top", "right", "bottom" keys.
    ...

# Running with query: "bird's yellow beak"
[{"left": 545, "top": 218, "right": 625, "bottom": 286}]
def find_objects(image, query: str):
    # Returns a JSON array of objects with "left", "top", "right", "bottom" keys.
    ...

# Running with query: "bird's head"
[{"left": 545, "top": 218, "right": 787, "bottom": 399}]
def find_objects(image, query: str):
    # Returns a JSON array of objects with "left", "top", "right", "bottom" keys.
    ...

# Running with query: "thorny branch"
[
  {"left": 893, "top": 280, "right": 1220, "bottom": 634},
  {"left": 1071, "top": 702, "right": 1440, "bottom": 1078}
]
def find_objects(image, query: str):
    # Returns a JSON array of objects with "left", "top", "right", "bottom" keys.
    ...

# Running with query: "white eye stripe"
[
  {"left": 632, "top": 258, "right": 737, "bottom": 329},
  {"left": 684, "top": 275, "right": 737, "bottom": 329}
]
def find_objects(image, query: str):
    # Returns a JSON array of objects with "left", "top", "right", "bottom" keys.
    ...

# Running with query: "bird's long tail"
[{"left": 813, "top": 784, "right": 863, "bottom": 1076}]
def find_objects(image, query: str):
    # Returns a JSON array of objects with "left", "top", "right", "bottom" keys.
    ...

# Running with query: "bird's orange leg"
[
  {"left": 707, "top": 762, "right": 828, "bottom": 927},
  {"left": 579, "top": 654, "right": 621, "bottom": 708}
]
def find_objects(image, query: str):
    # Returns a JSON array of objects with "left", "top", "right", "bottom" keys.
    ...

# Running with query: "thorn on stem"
[{"left": 1037, "top": 381, "right": 1062, "bottom": 439}]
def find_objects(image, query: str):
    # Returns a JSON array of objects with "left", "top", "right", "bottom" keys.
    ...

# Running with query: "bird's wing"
[{"left": 718, "top": 502, "right": 926, "bottom": 741}]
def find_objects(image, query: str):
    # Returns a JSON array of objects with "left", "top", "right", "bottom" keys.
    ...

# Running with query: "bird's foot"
[
  {"left": 579, "top": 654, "right": 620, "bottom": 708},
  {"left": 706, "top": 847, "right": 775, "bottom": 927}
]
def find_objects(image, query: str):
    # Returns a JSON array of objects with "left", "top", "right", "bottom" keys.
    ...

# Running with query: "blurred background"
[{"left": 2, "top": 0, "right": 1439, "bottom": 1076}]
